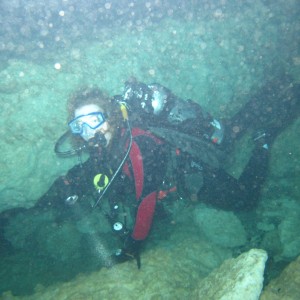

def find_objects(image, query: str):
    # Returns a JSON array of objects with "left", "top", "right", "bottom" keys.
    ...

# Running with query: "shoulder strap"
[{"left": 124, "top": 128, "right": 163, "bottom": 200}]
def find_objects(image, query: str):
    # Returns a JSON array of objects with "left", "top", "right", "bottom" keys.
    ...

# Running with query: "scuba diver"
[{"left": 37, "top": 76, "right": 300, "bottom": 268}]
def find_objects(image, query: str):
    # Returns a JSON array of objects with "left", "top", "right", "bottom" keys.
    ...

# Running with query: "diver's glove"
[
  {"left": 114, "top": 236, "right": 141, "bottom": 269},
  {"left": 123, "top": 81, "right": 154, "bottom": 114}
]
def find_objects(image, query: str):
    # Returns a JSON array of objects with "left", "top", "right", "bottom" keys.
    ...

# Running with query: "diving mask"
[{"left": 68, "top": 112, "right": 106, "bottom": 141}]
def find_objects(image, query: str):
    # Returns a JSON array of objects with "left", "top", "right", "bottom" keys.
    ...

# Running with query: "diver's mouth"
[{"left": 89, "top": 131, "right": 107, "bottom": 147}]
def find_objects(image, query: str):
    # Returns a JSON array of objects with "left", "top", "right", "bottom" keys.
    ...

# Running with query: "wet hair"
[
  {"left": 67, "top": 86, "right": 123, "bottom": 126},
  {"left": 67, "top": 86, "right": 123, "bottom": 146}
]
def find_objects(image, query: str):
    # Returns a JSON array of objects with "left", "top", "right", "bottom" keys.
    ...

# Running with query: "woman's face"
[{"left": 72, "top": 104, "right": 113, "bottom": 146}]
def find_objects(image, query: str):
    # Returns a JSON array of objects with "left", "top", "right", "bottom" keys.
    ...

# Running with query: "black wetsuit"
[
  {"left": 36, "top": 126, "right": 168, "bottom": 242},
  {"left": 10, "top": 77, "right": 300, "bottom": 244},
  {"left": 122, "top": 77, "right": 299, "bottom": 211},
  {"left": 194, "top": 76, "right": 300, "bottom": 210}
]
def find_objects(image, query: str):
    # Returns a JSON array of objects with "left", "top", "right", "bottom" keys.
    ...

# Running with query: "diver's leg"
[
  {"left": 236, "top": 146, "right": 270, "bottom": 207},
  {"left": 199, "top": 78, "right": 299, "bottom": 210},
  {"left": 223, "top": 77, "right": 300, "bottom": 146},
  {"left": 199, "top": 167, "right": 250, "bottom": 211},
  {"left": 199, "top": 145, "right": 270, "bottom": 211}
]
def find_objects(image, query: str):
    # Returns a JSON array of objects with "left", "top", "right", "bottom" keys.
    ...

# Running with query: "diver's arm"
[
  {"left": 122, "top": 80, "right": 225, "bottom": 144},
  {"left": 122, "top": 80, "right": 173, "bottom": 121},
  {"left": 35, "top": 161, "right": 92, "bottom": 209}
]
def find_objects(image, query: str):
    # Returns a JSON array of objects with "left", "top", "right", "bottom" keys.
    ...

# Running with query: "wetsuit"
[
  {"left": 37, "top": 125, "right": 168, "bottom": 243},
  {"left": 36, "top": 76, "right": 299, "bottom": 259},
  {"left": 122, "top": 77, "right": 300, "bottom": 212}
]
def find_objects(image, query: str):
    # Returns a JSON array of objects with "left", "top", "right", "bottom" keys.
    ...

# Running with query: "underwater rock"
[
  {"left": 260, "top": 255, "right": 300, "bottom": 300},
  {"left": 278, "top": 214, "right": 300, "bottom": 259},
  {"left": 259, "top": 230, "right": 282, "bottom": 257},
  {"left": 257, "top": 221, "right": 276, "bottom": 232},
  {"left": 36, "top": 221, "right": 82, "bottom": 262},
  {"left": 4, "top": 209, "right": 82, "bottom": 262},
  {"left": 268, "top": 118, "right": 300, "bottom": 182},
  {"left": 4, "top": 210, "right": 56, "bottom": 250},
  {"left": 0, "top": 234, "right": 230, "bottom": 299},
  {"left": 0, "top": 60, "right": 77, "bottom": 213},
  {"left": 258, "top": 197, "right": 300, "bottom": 260},
  {"left": 195, "top": 248, "right": 268, "bottom": 300},
  {"left": 193, "top": 205, "right": 247, "bottom": 248}
]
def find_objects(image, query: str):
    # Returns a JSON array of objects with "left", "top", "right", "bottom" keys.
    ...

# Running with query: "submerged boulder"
[
  {"left": 195, "top": 248, "right": 268, "bottom": 300},
  {"left": 193, "top": 205, "right": 247, "bottom": 248},
  {"left": 260, "top": 255, "right": 300, "bottom": 300},
  {"left": 257, "top": 197, "right": 300, "bottom": 261},
  {"left": 278, "top": 214, "right": 300, "bottom": 259}
]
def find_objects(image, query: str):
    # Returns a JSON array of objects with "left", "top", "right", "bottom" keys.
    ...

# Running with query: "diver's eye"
[
  {"left": 89, "top": 116, "right": 99, "bottom": 124},
  {"left": 74, "top": 120, "right": 83, "bottom": 130}
]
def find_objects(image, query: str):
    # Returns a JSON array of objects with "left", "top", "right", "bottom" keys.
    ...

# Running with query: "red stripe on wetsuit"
[
  {"left": 123, "top": 128, "right": 162, "bottom": 241},
  {"left": 132, "top": 191, "right": 157, "bottom": 240}
]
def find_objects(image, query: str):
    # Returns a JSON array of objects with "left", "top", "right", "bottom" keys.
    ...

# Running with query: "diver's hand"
[
  {"left": 114, "top": 236, "right": 141, "bottom": 269},
  {"left": 64, "top": 195, "right": 79, "bottom": 205},
  {"left": 123, "top": 81, "right": 153, "bottom": 114}
]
